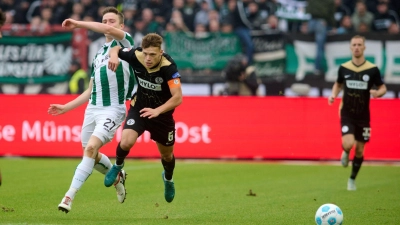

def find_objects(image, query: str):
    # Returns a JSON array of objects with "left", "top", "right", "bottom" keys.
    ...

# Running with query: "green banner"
[
  {"left": 164, "top": 32, "right": 241, "bottom": 70},
  {"left": 0, "top": 33, "right": 73, "bottom": 84},
  {"left": 251, "top": 31, "right": 286, "bottom": 77}
]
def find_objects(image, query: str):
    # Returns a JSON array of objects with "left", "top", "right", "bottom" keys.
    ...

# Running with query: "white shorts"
[{"left": 81, "top": 104, "right": 126, "bottom": 147}]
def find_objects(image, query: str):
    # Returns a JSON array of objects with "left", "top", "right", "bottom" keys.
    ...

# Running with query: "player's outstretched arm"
[
  {"left": 48, "top": 79, "right": 93, "bottom": 116},
  {"left": 62, "top": 19, "right": 125, "bottom": 40},
  {"left": 108, "top": 46, "right": 122, "bottom": 72},
  {"left": 370, "top": 84, "right": 387, "bottom": 98},
  {"left": 328, "top": 82, "right": 343, "bottom": 105}
]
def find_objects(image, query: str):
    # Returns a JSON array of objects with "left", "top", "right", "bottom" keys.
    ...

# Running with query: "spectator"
[
  {"left": 261, "top": 14, "right": 281, "bottom": 32},
  {"left": 139, "top": 0, "right": 171, "bottom": 26},
  {"left": 81, "top": 0, "right": 99, "bottom": 19},
  {"left": 221, "top": 21, "right": 233, "bottom": 33},
  {"left": 132, "top": 17, "right": 145, "bottom": 46},
  {"left": 231, "top": 0, "right": 255, "bottom": 65},
  {"left": 336, "top": 15, "right": 354, "bottom": 34},
  {"left": 256, "top": 0, "right": 271, "bottom": 20},
  {"left": 13, "top": 1, "right": 31, "bottom": 24},
  {"left": 208, "top": 18, "right": 220, "bottom": 32},
  {"left": 168, "top": 9, "right": 190, "bottom": 32},
  {"left": 40, "top": 7, "right": 56, "bottom": 25},
  {"left": 0, "top": 9, "right": 5, "bottom": 38},
  {"left": 194, "top": 0, "right": 211, "bottom": 28},
  {"left": 194, "top": 23, "right": 208, "bottom": 38},
  {"left": 181, "top": 0, "right": 200, "bottom": 32},
  {"left": 52, "top": 0, "right": 73, "bottom": 24},
  {"left": 213, "top": 0, "right": 231, "bottom": 23},
  {"left": 122, "top": 6, "right": 137, "bottom": 32},
  {"left": 306, "top": 0, "right": 335, "bottom": 75},
  {"left": 388, "top": 22, "right": 400, "bottom": 34},
  {"left": 334, "top": 0, "right": 352, "bottom": 28},
  {"left": 372, "top": 1, "right": 400, "bottom": 32},
  {"left": 141, "top": 7, "right": 163, "bottom": 34},
  {"left": 247, "top": 1, "right": 264, "bottom": 30},
  {"left": 71, "top": 2, "right": 85, "bottom": 20},
  {"left": 358, "top": 22, "right": 370, "bottom": 33},
  {"left": 352, "top": 1, "right": 374, "bottom": 32}
]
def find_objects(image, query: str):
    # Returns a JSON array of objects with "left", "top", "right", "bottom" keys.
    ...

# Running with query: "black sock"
[
  {"left": 162, "top": 155, "right": 175, "bottom": 180},
  {"left": 116, "top": 143, "right": 130, "bottom": 166},
  {"left": 350, "top": 156, "right": 364, "bottom": 180}
]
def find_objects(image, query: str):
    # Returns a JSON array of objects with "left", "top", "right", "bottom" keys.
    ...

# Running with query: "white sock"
[
  {"left": 93, "top": 153, "right": 113, "bottom": 175},
  {"left": 164, "top": 175, "right": 173, "bottom": 182},
  {"left": 66, "top": 156, "right": 94, "bottom": 199}
]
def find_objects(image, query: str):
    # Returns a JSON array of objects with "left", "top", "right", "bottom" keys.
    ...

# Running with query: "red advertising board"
[{"left": 0, "top": 95, "right": 399, "bottom": 160}]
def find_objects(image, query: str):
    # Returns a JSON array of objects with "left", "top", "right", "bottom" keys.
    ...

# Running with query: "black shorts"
[
  {"left": 340, "top": 117, "right": 371, "bottom": 142},
  {"left": 123, "top": 106, "right": 176, "bottom": 146}
]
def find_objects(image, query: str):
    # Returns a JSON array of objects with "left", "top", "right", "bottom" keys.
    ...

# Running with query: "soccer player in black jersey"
[
  {"left": 328, "top": 35, "right": 387, "bottom": 191},
  {"left": 105, "top": 33, "right": 182, "bottom": 203}
]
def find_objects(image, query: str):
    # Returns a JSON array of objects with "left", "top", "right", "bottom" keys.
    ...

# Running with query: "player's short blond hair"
[{"left": 351, "top": 35, "right": 366, "bottom": 43}]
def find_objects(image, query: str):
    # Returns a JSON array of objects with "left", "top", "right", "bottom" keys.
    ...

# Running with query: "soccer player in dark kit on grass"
[
  {"left": 106, "top": 33, "right": 183, "bottom": 203},
  {"left": 328, "top": 35, "right": 387, "bottom": 191}
]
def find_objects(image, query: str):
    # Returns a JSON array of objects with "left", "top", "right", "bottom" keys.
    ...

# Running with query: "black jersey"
[
  {"left": 337, "top": 60, "right": 384, "bottom": 121},
  {"left": 118, "top": 47, "right": 181, "bottom": 116}
]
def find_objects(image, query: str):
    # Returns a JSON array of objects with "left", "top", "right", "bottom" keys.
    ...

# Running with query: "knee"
[
  {"left": 342, "top": 141, "right": 354, "bottom": 152},
  {"left": 84, "top": 144, "right": 98, "bottom": 157},
  {"left": 161, "top": 152, "right": 174, "bottom": 161},
  {"left": 120, "top": 138, "right": 135, "bottom": 150}
]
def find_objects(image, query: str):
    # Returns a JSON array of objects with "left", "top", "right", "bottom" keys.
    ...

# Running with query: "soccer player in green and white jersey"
[{"left": 47, "top": 7, "right": 135, "bottom": 213}]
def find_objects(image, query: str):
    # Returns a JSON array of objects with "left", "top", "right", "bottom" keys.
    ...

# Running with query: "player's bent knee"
[
  {"left": 84, "top": 145, "right": 98, "bottom": 158},
  {"left": 342, "top": 142, "right": 353, "bottom": 152},
  {"left": 120, "top": 139, "right": 135, "bottom": 150}
]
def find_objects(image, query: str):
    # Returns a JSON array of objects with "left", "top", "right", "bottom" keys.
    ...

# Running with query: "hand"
[
  {"left": 62, "top": 19, "right": 79, "bottom": 30},
  {"left": 108, "top": 55, "right": 120, "bottom": 72},
  {"left": 139, "top": 108, "right": 161, "bottom": 119},
  {"left": 48, "top": 104, "right": 67, "bottom": 116},
  {"left": 328, "top": 95, "right": 335, "bottom": 105},
  {"left": 370, "top": 89, "right": 379, "bottom": 98}
]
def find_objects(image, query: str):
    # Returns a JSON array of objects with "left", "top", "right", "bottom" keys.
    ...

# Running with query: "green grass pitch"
[{"left": 0, "top": 158, "right": 399, "bottom": 225}]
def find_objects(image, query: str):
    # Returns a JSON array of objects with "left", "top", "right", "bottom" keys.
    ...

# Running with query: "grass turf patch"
[{"left": 0, "top": 158, "right": 399, "bottom": 224}]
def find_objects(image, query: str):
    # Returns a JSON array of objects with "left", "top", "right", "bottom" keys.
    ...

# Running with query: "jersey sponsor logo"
[
  {"left": 172, "top": 72, "right": 181, "bottom": 78},
  {"left": 346, "top": 80, "right": 368, "bottom": 90},
  {"left": 155, "top": 77, "right": 164, "bottom": 84},
  {"left": 122, "top": 48, "right": 131, "bottom": 52},
  {"left": 362, "top": 74, "right": 370, "bottom": 81},
  {"left": 344, "top": 74, "right": 351, "bottom": 78},
  {"left": 93, "top": 55, "right": 110, "bottom": 70},
  {"left": 138, "top": 77, "right": 162, "bottom": 91}
]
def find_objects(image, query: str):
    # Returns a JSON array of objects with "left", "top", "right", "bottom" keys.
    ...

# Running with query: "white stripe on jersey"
[{"left": 90, "top": 32, "right": 135, "bottom": 106}]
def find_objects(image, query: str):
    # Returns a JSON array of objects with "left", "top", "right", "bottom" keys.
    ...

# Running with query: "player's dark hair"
[
  {"left": 351, "top": 35, "right": 366, "bottom": 43},
  {"left": 141, "top": 33, "right": 163, "bottom": 49},
  {"left": 102, "top": 7, "right": 124, "bottom": 24},
  {"left": 0, "top": 9, "right": 6, "bottom": 26}
]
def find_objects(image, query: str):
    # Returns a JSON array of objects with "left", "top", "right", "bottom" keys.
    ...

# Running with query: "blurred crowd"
[{"left": 1, "top": 0, "right": 399, "bottom": 38}]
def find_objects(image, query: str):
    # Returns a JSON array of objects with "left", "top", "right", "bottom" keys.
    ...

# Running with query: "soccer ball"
[{"left": 315, "top": 203, "right": 344, "bottom": 225}]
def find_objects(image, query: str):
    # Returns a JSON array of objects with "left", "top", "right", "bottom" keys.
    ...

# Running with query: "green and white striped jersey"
[{"left": 89, "top": 32, "right": 135, "bottom": 106}]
